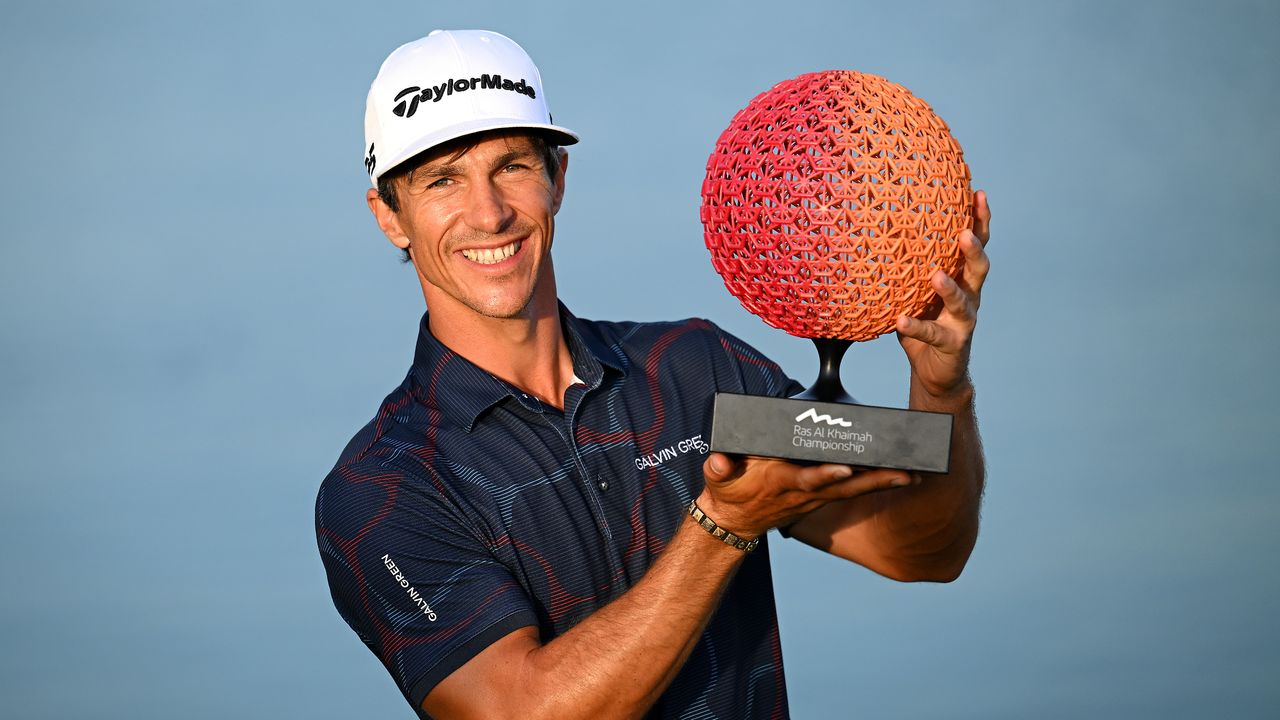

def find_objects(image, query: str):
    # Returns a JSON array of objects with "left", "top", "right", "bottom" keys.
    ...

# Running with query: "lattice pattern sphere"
[{"left": 701, "top": 71, "right": 972, "bottom": 341}]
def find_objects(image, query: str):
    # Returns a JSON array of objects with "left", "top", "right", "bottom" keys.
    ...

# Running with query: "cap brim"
[{"left": 374, "top": 119, "right": 579, "bottom": 184}]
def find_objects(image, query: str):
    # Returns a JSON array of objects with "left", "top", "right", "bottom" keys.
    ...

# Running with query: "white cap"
[{"left": 363, "top": 29, "right": 579, "bottom": 185}]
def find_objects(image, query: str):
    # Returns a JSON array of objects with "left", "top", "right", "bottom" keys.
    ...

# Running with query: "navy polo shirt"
[{"left": 316, "top": 304, "right": 801, "bottom": 719}]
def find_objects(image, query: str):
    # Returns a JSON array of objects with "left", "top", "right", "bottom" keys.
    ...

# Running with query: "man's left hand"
[{"left": 894, "top": 189, "right": 992, "bottom": 399}]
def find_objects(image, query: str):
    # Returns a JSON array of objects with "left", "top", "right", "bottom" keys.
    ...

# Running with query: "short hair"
[{"left": 376, "top": 131, "right": 563, "bottom": 263}]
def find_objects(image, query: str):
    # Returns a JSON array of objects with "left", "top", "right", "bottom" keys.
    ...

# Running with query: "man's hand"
[
  {"left": 784, "top": 191, "right": 992, "bottom": 580},
  {"left": 895, "top": 190, "right": 992, "bottom": 399},
  {"left": 697, "top": 453, "right": 913, "bottom": 540}
]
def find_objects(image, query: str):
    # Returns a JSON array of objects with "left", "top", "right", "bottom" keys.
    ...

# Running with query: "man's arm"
[
  {"left": 786, "top": 190, "right": 993, "bottom": 582},
  {"left": 423, "top": 460, "right": 911, "bottom": 720},
  {"left": 424, "top": 193, "right": 991, "bottom": 716}
]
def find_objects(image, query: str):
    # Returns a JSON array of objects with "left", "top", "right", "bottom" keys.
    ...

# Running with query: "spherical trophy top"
[{"left": 701, "top": 71, "right": 973, "bottom": 341}]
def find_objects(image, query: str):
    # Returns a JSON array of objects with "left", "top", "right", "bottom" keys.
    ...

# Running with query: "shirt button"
[{"left": 598, "top": 479, "right": 609, "bottom": 491}]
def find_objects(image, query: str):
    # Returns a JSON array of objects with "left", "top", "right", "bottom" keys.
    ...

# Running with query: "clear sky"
[{"left": 2, "top": 1, "right": 1277, "bottom": 717}]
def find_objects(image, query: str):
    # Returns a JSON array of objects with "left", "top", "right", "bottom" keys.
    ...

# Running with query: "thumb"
[{"left": 703, "top": 452, "right": 738, "bottom": 483}]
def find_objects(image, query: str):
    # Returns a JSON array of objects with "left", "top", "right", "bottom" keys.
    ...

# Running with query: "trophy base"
[{"left": 709, "top": 392, "right": 953, "bottom": 473}]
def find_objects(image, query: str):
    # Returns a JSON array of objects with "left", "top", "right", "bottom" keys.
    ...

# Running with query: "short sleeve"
[{"left": 316, "top": 460, "right": 537, "bottom": 714}]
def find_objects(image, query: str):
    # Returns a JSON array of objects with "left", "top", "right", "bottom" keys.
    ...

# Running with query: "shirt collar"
[{"left": 408, "top": 302, "right": 625, "bottom": 431}]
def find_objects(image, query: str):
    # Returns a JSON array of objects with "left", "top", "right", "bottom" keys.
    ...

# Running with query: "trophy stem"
[{"left": 794, "top": 337, "right": 855, "bottom": 404}]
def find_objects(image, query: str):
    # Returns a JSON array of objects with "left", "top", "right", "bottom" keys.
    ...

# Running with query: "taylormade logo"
[
  {"left": 393, "top": 74, "right": 537, "bottom": 118},
  {"left": 795, "top": 408, "right": 853, "bottom": 427}
]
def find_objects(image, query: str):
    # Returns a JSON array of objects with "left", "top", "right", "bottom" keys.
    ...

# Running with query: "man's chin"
[{"left": 470, "top": 296, "right": 536, "bottom": 321}]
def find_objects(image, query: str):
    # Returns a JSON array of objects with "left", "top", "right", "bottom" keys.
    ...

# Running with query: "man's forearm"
[
  {"left": 511, "top": 515, "right": 747, "bottom": 720},
  {"left": 884, "top": 374, "right": 984, "bottom": 580},
  {"left": 784, "top": 376, "right": 984, "bottom": 581},
  {"left": 428, "top": 457, "right": 909, "bottom": 719}
]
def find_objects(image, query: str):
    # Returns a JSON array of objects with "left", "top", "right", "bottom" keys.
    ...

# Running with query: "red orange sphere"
[{"left": 701, "top": 71, "right": 973, "bottom": 341}]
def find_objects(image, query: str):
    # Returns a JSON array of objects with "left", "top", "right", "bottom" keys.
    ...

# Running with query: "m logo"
[
  {"left": 364, "top": 143, "right": 376, "bottom": 175},
  {"left": 795, "top": 408, "right": 853, "bottom": 427}
]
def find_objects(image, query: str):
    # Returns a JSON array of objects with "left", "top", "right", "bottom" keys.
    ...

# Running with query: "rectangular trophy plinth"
[{"left": 710, "top": 393, "right": 953, "bottom": 473}]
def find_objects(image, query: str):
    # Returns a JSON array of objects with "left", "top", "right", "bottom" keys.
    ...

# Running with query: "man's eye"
[
  {"left": 427, "top": 177, "right": 453, "bottom": 188},
  {"left": 503, "top": 163, "right": 527, "bottom": 173}
]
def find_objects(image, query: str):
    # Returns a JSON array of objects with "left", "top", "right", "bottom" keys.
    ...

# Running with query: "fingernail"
[
  {"left": 832, "top": 466, "right": 853, "bottom": 479},
  {"left": 892, "top": 474, "right": 912, "bottom": 486},
  {"left": 709, "top": 454, "right": 727, "bottom": 474}
]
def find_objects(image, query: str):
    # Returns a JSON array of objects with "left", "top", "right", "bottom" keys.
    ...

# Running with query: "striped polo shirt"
[{"left": 316, "top": 304, "right": 800, "bottom": 719}]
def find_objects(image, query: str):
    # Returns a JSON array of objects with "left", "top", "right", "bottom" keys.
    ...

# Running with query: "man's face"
[{"left": 372, "top": 132, "right": 567, "bottom": 321}]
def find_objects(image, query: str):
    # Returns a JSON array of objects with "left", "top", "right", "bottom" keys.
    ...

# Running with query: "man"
[{"left": 317, "top": 29, "right": 991, "bottom": 720}]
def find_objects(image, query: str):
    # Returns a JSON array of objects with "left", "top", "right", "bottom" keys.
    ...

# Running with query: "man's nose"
[{"left": 462, "top": 179, "right": 515, "bottom": 234}]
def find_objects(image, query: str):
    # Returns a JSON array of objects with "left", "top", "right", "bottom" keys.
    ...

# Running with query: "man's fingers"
[
  {"left": 896, "top": 313, "right": 951, "bottom": 349},
  {"left": 790, "top": 463, "right": 854, "bottom": 493},
  {"left": 931, "top": 268, "right": 974, "bottom": 322},
  {"left": 817, "top": 468, "right": 915, "bottom": 501},
  {"left": 896, "top": 234, "right": 985, "bottom": 344},
  {"left": 790, "top": 464, "right": 909, "bottom": 500},
  {"left": 958, "top": 230, "right": 991, "bottom": 298},
  {"left": 973, "top": 189, "right": 991, "bottom": 245},
  {"left": 701, "top": 457, "right": 916, "bottom": 534}
]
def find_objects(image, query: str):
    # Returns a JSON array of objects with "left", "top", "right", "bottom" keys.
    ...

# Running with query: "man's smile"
[{"left": 460, "top": 239, "right": 524, "bottom": 265}]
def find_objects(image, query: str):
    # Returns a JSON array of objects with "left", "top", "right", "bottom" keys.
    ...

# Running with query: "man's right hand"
[{"left": 697, "top": 453, "right": 915, "bottom": 540}]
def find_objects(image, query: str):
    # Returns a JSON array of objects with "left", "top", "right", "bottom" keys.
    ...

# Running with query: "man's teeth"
[{"left": 462, "top": 240, "right": 522, "bottom": 265}]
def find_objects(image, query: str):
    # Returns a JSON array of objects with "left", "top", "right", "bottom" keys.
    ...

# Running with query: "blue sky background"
[{"left": 2, "top": 1, "right": 1277, "bottom": 717}]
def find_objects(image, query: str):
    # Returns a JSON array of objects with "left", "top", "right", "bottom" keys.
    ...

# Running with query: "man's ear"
[
  {"left": 550, "top": 148, "right": 568, "bottom": 215},
  {"left": 366, "top": 187, "right": 411, "bottom": 251}
]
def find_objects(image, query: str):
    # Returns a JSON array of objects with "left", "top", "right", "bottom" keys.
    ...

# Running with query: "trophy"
[{"left": 701, "top": 71, "right": 972, "bottom": 473}]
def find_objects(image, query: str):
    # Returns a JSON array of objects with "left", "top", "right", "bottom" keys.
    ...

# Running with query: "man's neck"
[{"left": 424, "top": 292, "right": 577, "bottom": 411}]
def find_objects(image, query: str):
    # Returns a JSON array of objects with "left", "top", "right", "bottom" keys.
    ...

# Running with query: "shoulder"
[
  {"left": 573, "top": 314, "right": 798, "bottom": 398},
  {"left": 573, "top": 314, "right": 737, "bottom": 361},
  {"left": 315, "top": 381, "right": 452, "bottom": 536},
  {"left": 600, "top": 315, "right": 781, "bottom": 367},
  {"left": 316, "top": 438, "right": 424, "bottom": 539}
]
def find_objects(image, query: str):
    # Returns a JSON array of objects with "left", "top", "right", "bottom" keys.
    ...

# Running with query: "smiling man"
[{"left": 317, "top": 29, "right": 991, "bottom": 720}]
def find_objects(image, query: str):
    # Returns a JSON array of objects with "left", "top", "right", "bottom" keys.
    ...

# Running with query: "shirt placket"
[{"left": 560, "top": 382, "right": 627, "bottom": 586}]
